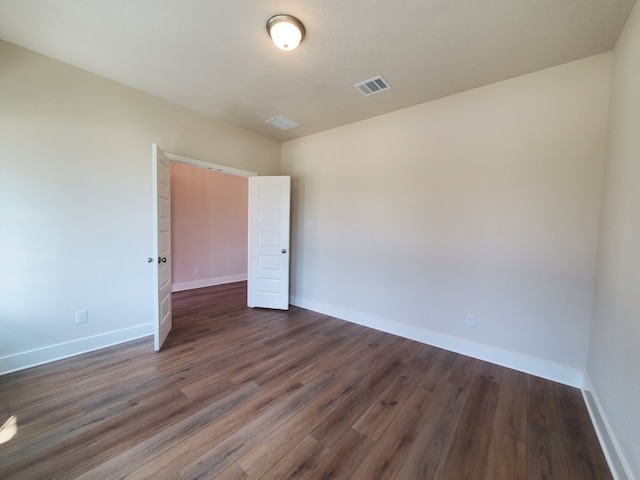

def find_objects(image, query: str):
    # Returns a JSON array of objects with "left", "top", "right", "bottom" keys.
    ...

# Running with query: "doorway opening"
[
  {"left": 152, "top": 145, "right": 291, "bottom": 350},
  {"left": 167, "top": 152, "right": 257, "bottom": 334},
  {"left": 170, "top": 161, "right": 250, "bottom": 294},
  {"left": 152, "top": 145, "right": 256, "bottom": 350}
]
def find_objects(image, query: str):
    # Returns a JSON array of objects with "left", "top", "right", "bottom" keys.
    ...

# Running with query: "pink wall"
[{"left": 170, "top": 162, "right": 248, "bottom": 290}]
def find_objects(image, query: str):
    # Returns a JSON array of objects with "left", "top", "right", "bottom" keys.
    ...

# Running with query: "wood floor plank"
[
  {"left": 526, "top": 375, "right": 572, "bottom": 480},
  {"left": 0, "top": 399, "right": 132, "bottom": 470},
  {"left": 73, "top": 382, "right": 264, "bottom": 480},
  {"left": 298, "top": 428, "right": 373, "bottom": 480},
  {"left": 439, "top": 361, "right": 503, "bottom": 479},
  {"left": 235, "top": 411, "right": 313, "bottom": 478},
  {"left": 492, "top": 366, "right": 528, "bottom": 443},
  {"left": 213, "top": 462, "right": 250, "bottom": 480},
  {"left": 527, "top": 374, "right": 564, "bottom": 431},
  {"left": 352, "top": 362, "right": 427, "bottom": 441},
  {"left": 2, "top": 400, "right": 84, "bottom": 447},
  {"left": 293, "top": 329, "right": 381, "bottom": 383},
  {"left": 255, "top": 434, "right": 327, "bottom": 480},
  {"left": 418, "top": 347, "right": 459, "bottom": 391},
  {"left": 235, "top": 369, "right": 364, "bottom": 479},
  {"left": 483, "top": 431, "right": 527, "bottom": 480},
  {"left": 124, "top": 379, "right": 311, "bottom": 480},
  {"left": 555, "top": 383, "right": 613, "bottom": 480},
  {"left": 527, "top": 423, "right": 572, "bottom": 479},
  {"left": 308, "top": 357, "right": 405, "bottom": 448},
  {"left": 446, "top": 352, "right": 481, "bottom": 386},
  {"left": 0, "top": 282, "right": 613, "bottom": 480},
  {"left": 238, "top": 370, "right": 378, "bottom": 478},
  {"left": 394, "top": 380, "right": 472, "bottom": 479},
  {"left": 231, "top": 334, "right": 340, "bottom": 387},
  {"left": 351, "top": 387, "right": 435, "bottom": 479},
  {"left": 178, "top": 374, "right": 336, "bottom": 480}
]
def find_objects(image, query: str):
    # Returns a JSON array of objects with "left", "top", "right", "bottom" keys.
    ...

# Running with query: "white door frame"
[
  {"left": 165, "top": 152, "right": 257, "bottom": 179},
  {"left": 152, "top": 148, "right": 257, "bottom": 349}
]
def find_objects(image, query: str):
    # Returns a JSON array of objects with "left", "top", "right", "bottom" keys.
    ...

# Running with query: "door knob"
[
  {"left": 281, "top": 249, "right": 287, "bottom": 254},
  {"left": 158, "top": 257, "right": 167, "bottom": 263},
  {"left": 147, "top": 257, "right": 153, "bottom": 263}
]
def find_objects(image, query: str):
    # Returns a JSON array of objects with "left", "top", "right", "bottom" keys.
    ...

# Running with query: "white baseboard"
[
  {"left": 582, "top": 374, "right": 634, "bottom": 480},
  {"left": 172, "top": 273, "right": 247, "bottom": 292},
  {"left": 0, "top": 324, "right": 153, "bottom": 375},
  {"left": 290, "top": 295, "right": 584, "bottom": 388}
]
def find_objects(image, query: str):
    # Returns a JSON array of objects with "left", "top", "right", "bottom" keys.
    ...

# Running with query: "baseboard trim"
[
  {"left": 582, "top": 374, "right": 634, "bottom": 480},
  {"left": 0, "top": 324, "right": 153, "bottom": 375},
  {"left": 172, "top": 273, "right": 248, "bottom": 292},
  {"left": 290, "top": 295, "right": 584, "bottom": 388}
]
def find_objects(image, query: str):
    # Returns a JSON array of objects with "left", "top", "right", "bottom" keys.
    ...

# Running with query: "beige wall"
[
  {"left": 0, "top": 40, "right": 279, "bottom": 371},
  {"left": 588, "top": 2, "right": 640, "bottom": 478},
  {"left": 282, "top": 53, "right": 612, "bottom": 373},
  {"left": 170, "top": 163, "right": 248, "bottom": 290}
]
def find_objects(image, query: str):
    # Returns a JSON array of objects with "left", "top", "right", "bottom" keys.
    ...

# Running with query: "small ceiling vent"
[
  {"left": 354, "top": 75, "right": 391, "bottom": 96},
  {"left": 265, "top": 115, "right": 300, "bottom": 131}
]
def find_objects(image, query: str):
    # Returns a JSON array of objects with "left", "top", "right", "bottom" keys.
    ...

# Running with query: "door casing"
[{"left": 151, "top": 146, "right": 258, "bottom": 350}]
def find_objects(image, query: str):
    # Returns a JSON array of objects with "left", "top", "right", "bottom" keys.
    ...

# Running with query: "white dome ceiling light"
[{"left": 266, "top": 14, "right": 305, "bottom": 51}]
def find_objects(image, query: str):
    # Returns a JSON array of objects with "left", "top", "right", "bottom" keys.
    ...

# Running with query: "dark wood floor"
[{"left": 0, "top": 282, "right": 611, "bottom": 479}]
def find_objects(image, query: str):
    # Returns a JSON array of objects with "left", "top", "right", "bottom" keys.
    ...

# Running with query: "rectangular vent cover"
[
  {"left": 265, "top": 115, "right": 300, "bottom": 131},
  {"left": 354, "top": 75, "right": 391, "bottom": 96}
]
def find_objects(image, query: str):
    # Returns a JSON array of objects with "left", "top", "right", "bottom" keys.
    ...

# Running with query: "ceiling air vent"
[
  {"left": 265, "top": 115, "right": 300, "bottom": 131},
  {"left": 354, "top": 75, "right": 391, "bottom": 96}
]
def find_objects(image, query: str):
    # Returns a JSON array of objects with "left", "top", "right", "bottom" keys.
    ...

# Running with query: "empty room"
[{"left": 0, "top": 1, "right": 638, "bottom": 479}]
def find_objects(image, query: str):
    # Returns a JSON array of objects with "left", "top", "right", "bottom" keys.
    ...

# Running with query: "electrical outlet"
[
  {"left": 465, "top": 314, "right": 475, "bottom": 327},
  {"left": 195, "top": 266, "right": 201, "bottom": 274},
  {"left": 76, "top": 310, "right": 88, "bottom": 324}
]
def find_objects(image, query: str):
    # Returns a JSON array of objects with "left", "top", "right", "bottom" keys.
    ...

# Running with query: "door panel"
[
  {"left": 152, "top": 144, "right": 172, "bottom": 350},
  {"left": 248, "top": 176, "right": 291, "bottom": 310}
]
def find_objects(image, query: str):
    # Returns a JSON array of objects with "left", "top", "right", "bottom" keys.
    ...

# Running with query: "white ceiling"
[{"left": 0, "top": 0, "right": 635, "bottom": 142}]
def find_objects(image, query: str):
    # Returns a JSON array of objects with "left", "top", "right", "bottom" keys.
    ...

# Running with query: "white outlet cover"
[
  {"left": 76, "top": 310, "right": 88, "bottom": 324},
  {"left": 465, "top": 314, "right": 475, "bottom": 327}
]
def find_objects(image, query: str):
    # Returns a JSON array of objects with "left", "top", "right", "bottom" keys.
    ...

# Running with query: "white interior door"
[
  {"left": 152, "top": 144, "right": 172, "bottom": 350},
  {"left": 248, "top": 176, "right": 291, "bottom": 310}
]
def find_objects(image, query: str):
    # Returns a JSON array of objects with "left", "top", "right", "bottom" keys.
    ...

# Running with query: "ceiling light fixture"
[{"left": 266, "top": 14, "right": 305, "bottom": 51}]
